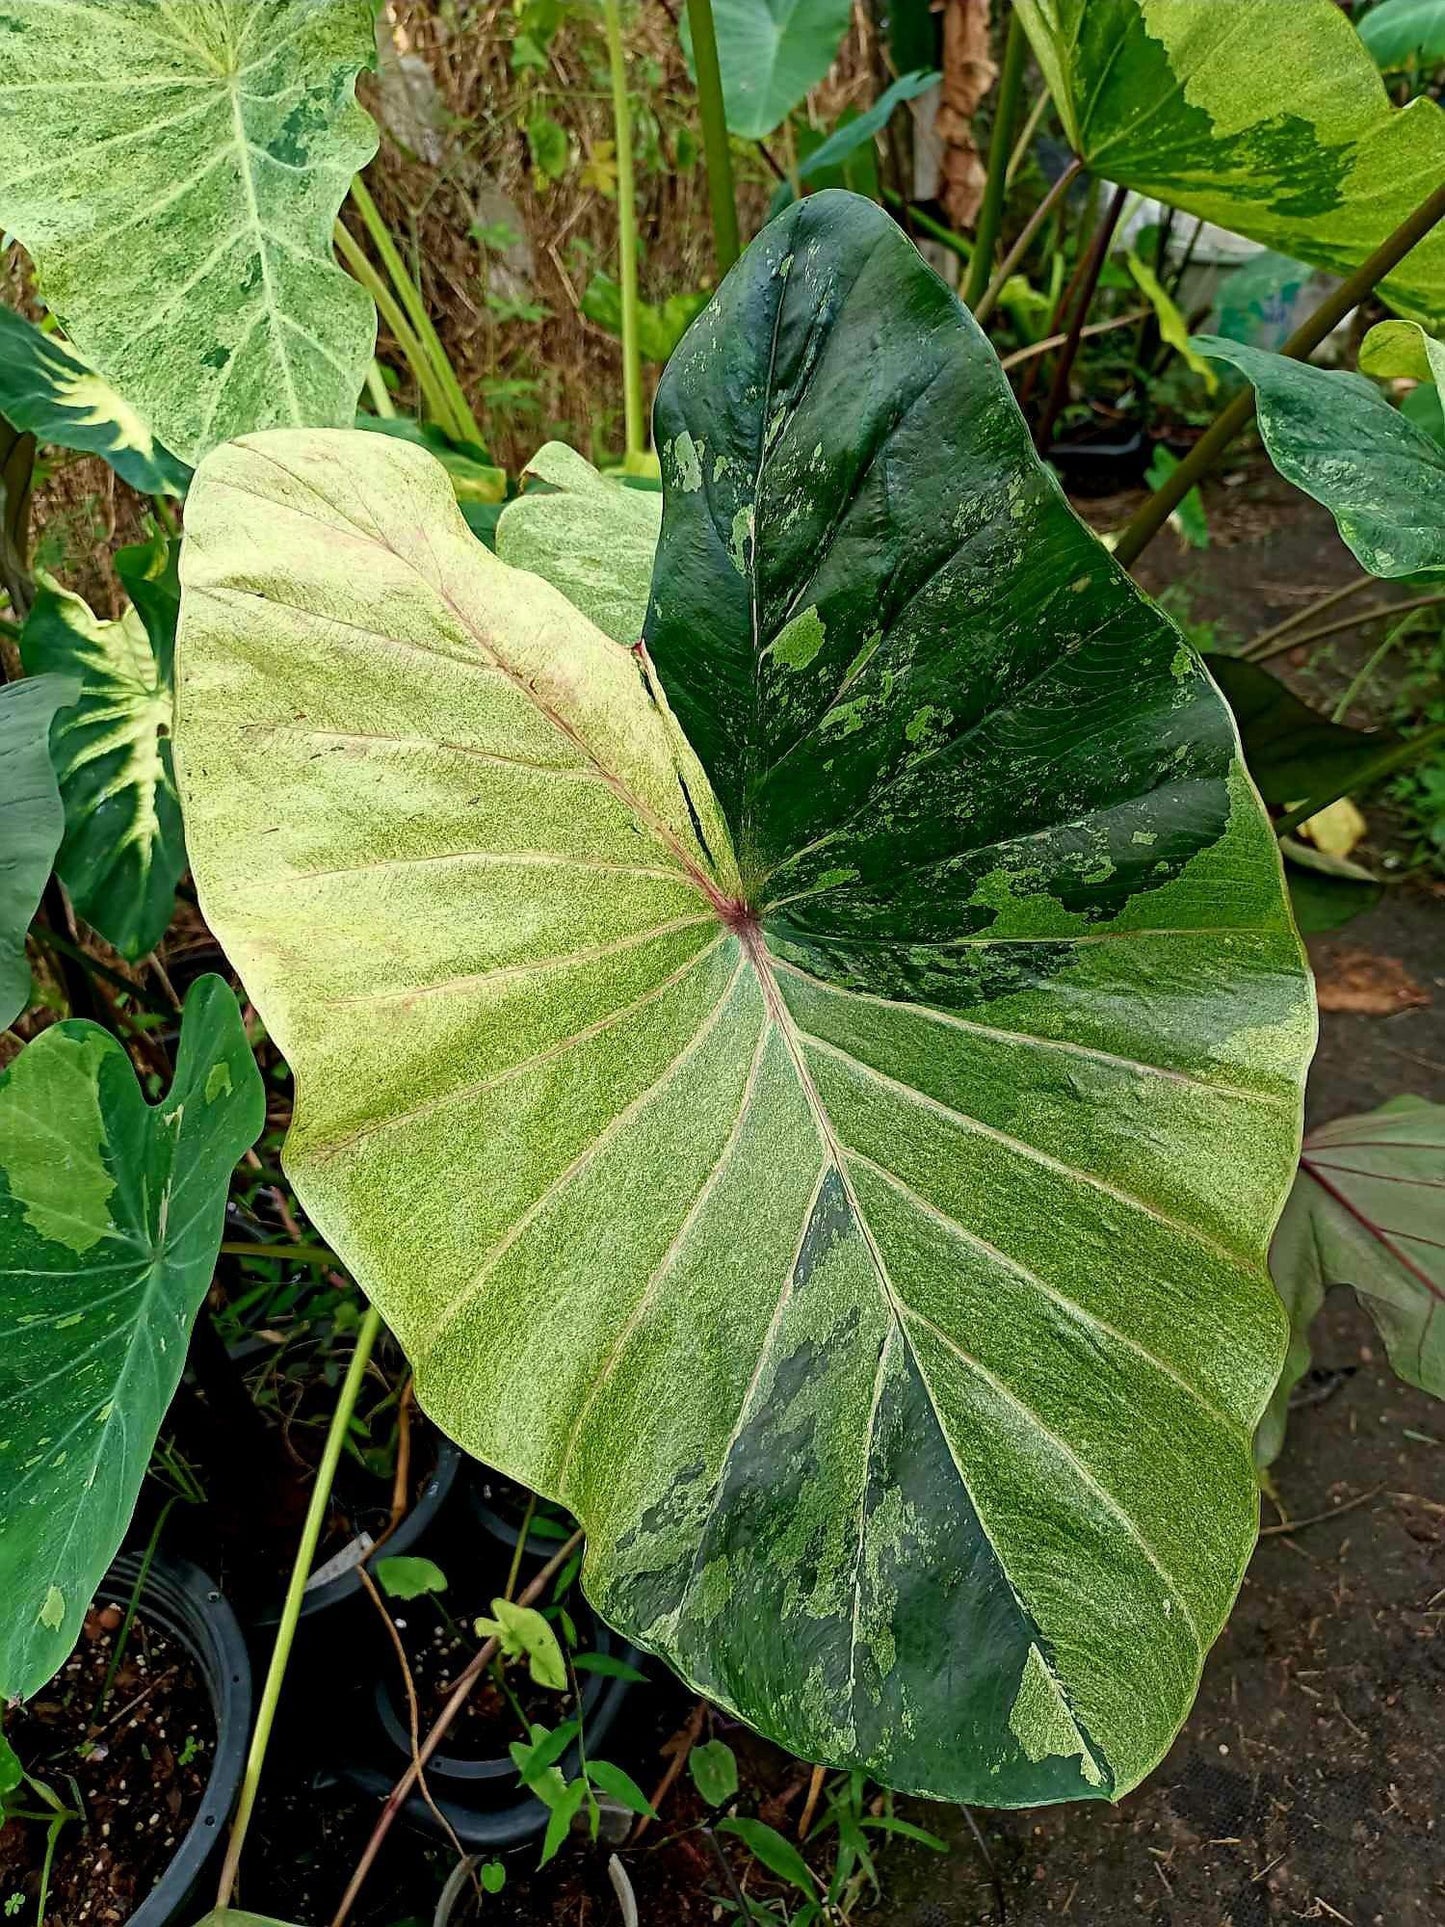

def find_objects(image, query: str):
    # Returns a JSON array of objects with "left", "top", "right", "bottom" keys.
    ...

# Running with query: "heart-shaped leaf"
[
  {"left": 1015, "top": 0, "right": 1445, "bottom": 326},
  {"left": 682, "top": 0, "right": 854, "bottom": 138},
  {"left": 173, "top": 195, "right": 1311, "bottom": 1807},
  {"left": 1261, "top": 1096, "right": 1445, "bottom": 1464},
  {"left": 0, "top": 307, "right": 191, "bottom": 498},
  {"left": 0, "top": 673, "right": 76, "bottom": 1029},
  {"left": 1195, "top": 334, "right": 1445, "bottom": 579},
  {"left": 0, "top": 976, "right": 264, "bottom": 1700},
  {"left": 21, "top": 532, "right": 186, "bottom": 958},
  {"left": 0, "top": 0, "right": 379, "bottom": 469},
  {"left": 1358, "top": 0, "right": 1445, "bottom": 70}
]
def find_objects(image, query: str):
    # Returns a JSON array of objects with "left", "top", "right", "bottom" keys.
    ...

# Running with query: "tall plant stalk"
[
  {"left": 685, "top": 0, "right": 740, "bottom": 272},
  {"left": 602, "top": 0, "right": 647, "bottom": 467},
  {"left": 333, "top": 219, "right": 456, "bottom": 430},
  {"left": 974, "top": 154, "right": 1083, "bottom": 326},
  {"left": 961, "top": 6, "right": 1029, "bottom": 313},
  {"left": 214, "top": 1304, "right": 383, "bottom": 1911},
  {"left": 1032, "top": 182, "right": 1128, "bottom": 451},
  {"left": 1115, "top": 175, "right": 1445, "bottom": 568},
  {"left": 347, "top": 177, "right": 484, "bottom": 448}
]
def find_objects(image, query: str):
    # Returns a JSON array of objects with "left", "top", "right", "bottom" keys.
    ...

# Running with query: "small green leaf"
[
  {"left": 572, "top": 1651, "right": 647, "bottom": 1681},
  {"left": 0, "top": 977, "right": 265, "bottom": 1700},
  {"left": 689, "top": 1737, "right": 739, "bottom": 1807},
  {"left": 540, "top": 1774, "right": 587, "bottom": 1865},
  {"left": 718, "top": 1817, "right": 819, "bottom": 1894},
  {"left": 0, "top": 307, "right": 190, "bottom": 497},
  {"left": 0, "top": 0, "right": 380, "bottom": 468},
  {"left": 528, "top": 113, "right": 570, "bottom": 180},
  {"left": 20, "top": 532, "right": 185, "bottom": 958},
  {"left": 580, "top": 275, "right": 711, "bottom": 364},
  {"left": 1144, "top": 448, "right": 1209, "bottom": 551},
  {"left": 681, "top": 0, "right": 854, "bottom": 137},
  {"left": 586, "top": 1757, "right": 658, "bottom": 1818},
  {"left": 509, "top": 1718, "right": 581, "bottom": 1786},
  {"left": 478, "top": 1596, "right": 567, "bottom": 1688},
  {"left": 0, "top": 672, "right": 76, "bottom": 1031},
  {"left": 374, "top": 1554, "right": 448, "bottom": 1600},
  {"left": 797, "top": 71, "right": 939, "bottom": 187},
  {"left": 480, "top": 1861, "right": 506, "bottom": 1894},
  {"left": 1126, "top": 256, "right": 1217, "bottom": 392}
]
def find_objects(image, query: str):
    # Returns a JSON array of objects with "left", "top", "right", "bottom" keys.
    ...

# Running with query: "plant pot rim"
[{"left": 98, "top": 1551, "right": 252, "bottom": 1927}]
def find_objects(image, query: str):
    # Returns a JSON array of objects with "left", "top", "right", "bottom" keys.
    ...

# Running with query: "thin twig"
[
  {"left": 999, "top": 307, "right": 1149, "bottom": 369},
  {"left": 961, "top": 1804, "right": 1007, "bottom": 1923},
  {"left": 330, "top": 1529, "right": 585, "bottom": 1927},
  {"left": 1244, "top": 593, "right": 1445, "bottom": 663},
  {"left": 1259, "top": 1485, "right": 1383, "bottom": 1537},
  {"left": 1244, "top": 574, "right": 1375, "bottom": 657},
  {"left": 630, "top": 1698, "right": 706, "bottom": 1845},
  {"left": 975, "top": 157, "right": 1084, "bottom": 326},
  {"left": 356, "top": 1563, "right": 468, "bottom": 1866},
  {"left": 797, "top": 1762, "right": 827, "bottom": 1840},
  {"left": 1035, "top": 183, "right": 1129, "bottom": 452}
]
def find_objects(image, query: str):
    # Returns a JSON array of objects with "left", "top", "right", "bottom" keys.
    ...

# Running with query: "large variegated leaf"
[
  {"left": 0, "top": 673, "right": 76, "bottom": 1029},
  {"left": 1260, "top": 1096, "right": 1445, "bottom": 1465},
  {"left": 0, "top": 976, "right": 264, "bottom": 1699},
  {"left": 0, "top": 305, "right": 190, "bottom": 497},
  {"left": 496, "top": 443, "right": 662, "bottom": 645},
  {"left": 0, "top": 0, "right": 379, "bottom": 470},
  {"left": 1195, "top": 333, "right": 1445, "bottom": 578},
  {"left": 173, "top": 196, "right": 1312, "bottom": 1806},
  {"left": 1014, "top": 0, "right": 1445, "bottom": 328},
  {"left": 21, "top": 533, "right": 186, "bottom": 959}
]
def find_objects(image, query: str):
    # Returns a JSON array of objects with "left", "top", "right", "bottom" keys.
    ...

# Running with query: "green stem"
[
  {"left": 961, "top": 6, "right": 1029, "bottom": 312},
  {"left": 602, "top": 0, "right": 646, "bottom": 467},
  {"left": 1006, "top": 85, "right": 1050, "bottom": 184},
  {"left": 504, "top": 1493, "right": 536, "bottom": 1602},
  {"left": 334, "top": 220, "right": 455, "bottom": 430},
  {"left": 1331, "top": 612, "right": 1424, "bottom": 721},
  {"left": 1246, "top": 591, "right": 1445, "bottom": 664},
  {"left": 685, "top": 0, "right": 740, "bottom": 272},
  {"left": 1243, "top": 573, "right": 1376, "bottom": 659},
  {"left": 974, "top": 155, "right": 1083, "bottom": 327},
  {"left": 364, "top": 360, "right": 397, "bottom": 418},
  {"left": 1275, "top": 721, "right": 1445, "bottom": 840},
  {"left": 215, "top": 1304, "right": 382, "bottom": 1910},
  {"left": 219, "top": 1239, "right": 343, "bottom": 1269},
  {"left": 1033, "top": 182, "right": 1128, "bottom": 451},
  {"left": 1115, "top": 174, "right": 1445, "bottom": 569},
  {"left": 348, "top": 177, "right": 483, "bottom": 448}
]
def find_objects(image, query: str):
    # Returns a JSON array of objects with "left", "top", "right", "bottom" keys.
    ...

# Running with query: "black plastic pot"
[
  {"left": 1047, "top": 425, "right": 1149, "bottom": 495},
  {"left": 97, "top": 1553, "right": 252, "bottom": 1927},
  {"left": 255, "top": 1436, "right": 463, "bottom": 1627},
  {"left": 466, "top": 1474, "right": 576, "bottom": 1568}
]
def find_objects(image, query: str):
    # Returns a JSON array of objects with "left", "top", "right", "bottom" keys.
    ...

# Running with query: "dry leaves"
[{"left": 1313, "top": 946, "right": 1432, "bottom": 1015}]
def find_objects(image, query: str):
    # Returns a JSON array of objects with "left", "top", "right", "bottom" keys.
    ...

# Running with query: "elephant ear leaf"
[
  {"left": 0, "top": 977, "right": 264, "bottom": 1701},
  {"left": 1014, "top": 0, "right": 1445, "bottom": 327},
  {"left": 0, "top": 0, "right": 379, "bottom": 469},
  {"left": 680, "top": 0, "right": 854, "bottom": 138},
  {"left": 1194, "top": 334, "right": 1445, "bottom": 579},
  {"left": 0, "top": 306, "right": 191, "bottom": 498},
  {"left": 172, "top": 193, "right": 1311, "bottom": 1811},
  {"left": 0, "top": 672, "right": 77, "bottom": 1030},
  {"left": 1261, "top": 1096, "right": 1445, "bottom": 1464},
  {"left": 21, "top": 532, "right": 186, "bottom": 959},
  {"left": 496, "top": 443, "right": 662, "bottom": 646}
]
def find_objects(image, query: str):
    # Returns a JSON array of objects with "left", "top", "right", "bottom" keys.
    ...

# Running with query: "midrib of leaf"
[
  {"left": 227, "top": 80, "right": 300, "bottom": 426},
  {"left": 1300, "top": 1153, "right": 1445, "bottom": 1304}
]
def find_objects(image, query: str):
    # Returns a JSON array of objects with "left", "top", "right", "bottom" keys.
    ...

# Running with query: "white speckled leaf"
[
  {"left": 0, "top": 672, "right": 74, "bottom": 1030},
  {"left": 0, "top": 977, "right": 263, "bottom": 1700},
  {"left": 174, "top": 200, "right": 1313, "bottom": 1808},
  {"left": 496, "top": 443, "right": 663, "bottom": 646},
  {"left": 1016, "top": 0, "right": 1445, "bottom": 328},
  {"left": 1195, "top": 333, "right": 1445, "bottom": 579},
  {"left": 0, "top": 0, "right": 378, "bottom": 469}
]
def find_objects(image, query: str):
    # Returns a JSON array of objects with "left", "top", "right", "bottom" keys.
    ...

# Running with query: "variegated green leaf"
[
  {"left": 1015, "top": 0, "right": 1445, "bottom": 328},
  {"left": 1195, "top": 333, "right": 1445, "bottom": 578},
  {"left": 496, "top": 443, "right": 662, "bottom": 645},
  {"left": 173, "top": 195, "right": 1312, "bottom": 1808},
  {"left": 0, "top": 305, "right": 190, "bottom": 497},
  {"left": 0, "top": 673, "right": 76, "bottom": 1029},
  {"left": 21, "top": 533, "right": 185, "bottom": 958},
  {"left": 0, "top": 976, "right": 264, "bottom": 1700},
  {"left": 0, "top": 0, "right": 379, "bottom": 470}
]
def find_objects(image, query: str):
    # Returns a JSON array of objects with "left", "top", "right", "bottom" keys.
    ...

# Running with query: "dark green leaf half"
[
  {"left": 1195, "top": 334, "right": 1445, "bottom": 579},
  {"left": 20, "top": 532, "right": 185, "bottom": 958},
  {"left": 1261, "top": 1096, "right": 1445, "bottom": 1463},
  {"left": 1015, "top": 0, "right": 1445, "bottom": 328},
  {"left": 0, "top": 976, "right": 264, "bottom": 1700},
  {"left": 0, "top": 673, "right": 77, "bottom": 1030},
  {"left": 0, "top": 306, "right": 190, "bottom": 497},
  {"left": 1205, "top": 654, "right": 1401, "bottom": 809}
]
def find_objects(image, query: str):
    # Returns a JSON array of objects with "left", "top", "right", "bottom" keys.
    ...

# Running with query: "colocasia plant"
[{"left": 1, "top": 0, "right": 1444, "bottom": 1912}]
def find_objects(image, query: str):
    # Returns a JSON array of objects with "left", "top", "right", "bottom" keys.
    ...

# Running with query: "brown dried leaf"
[{"left": 1313, "top": 946, "right": 1432, "bottom": 1015}]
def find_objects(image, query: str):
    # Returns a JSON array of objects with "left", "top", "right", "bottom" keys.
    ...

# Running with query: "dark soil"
[{"left": 0, "top": 1604, "right": 213, "bottom": 1926}]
